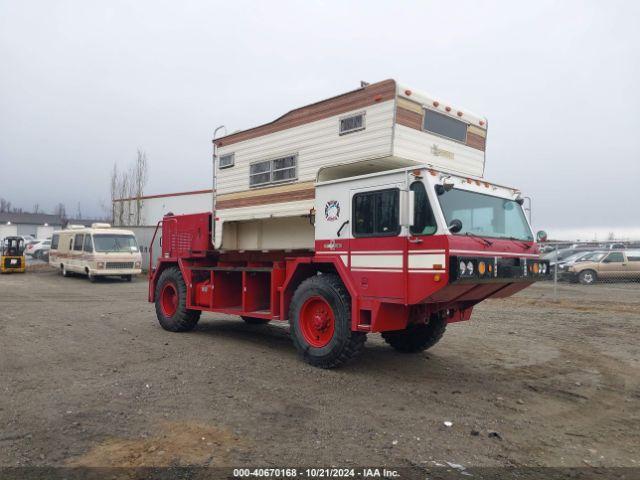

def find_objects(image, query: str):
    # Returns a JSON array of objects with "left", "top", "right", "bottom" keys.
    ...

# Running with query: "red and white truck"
[{"left": 148, "top": 79, "right": 549, "bottom": 368}]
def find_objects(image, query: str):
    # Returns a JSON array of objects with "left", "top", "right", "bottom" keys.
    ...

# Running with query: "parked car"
[
  {"left": 27, "top": 239, "right": 51, "bottom": 259},
  {"left": 556, "top": 250, "right": 602, "bottom": 275},
  {"left": 543, "top": 247, "right": 593, "bottom": 274},
  {"left": 564, "top": 250, "right": 640, "bottom": 284}
]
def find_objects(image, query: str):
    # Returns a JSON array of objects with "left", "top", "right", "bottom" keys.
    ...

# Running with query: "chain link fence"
[{"left": 541, "top": 242, "right": 640, "bottom": 298}]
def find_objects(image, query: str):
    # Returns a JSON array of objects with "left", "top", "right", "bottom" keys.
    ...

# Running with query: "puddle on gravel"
[{"left": 66, "top": 421, "right": 244, "bottom": 467}]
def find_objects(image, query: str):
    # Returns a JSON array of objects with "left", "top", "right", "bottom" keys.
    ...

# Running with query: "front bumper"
[
  {"left": 449, "top": 256, "right": 551, "bottom": 284},
  {"left": 90, "top": 268, "right": 142, "bottom": 276}
]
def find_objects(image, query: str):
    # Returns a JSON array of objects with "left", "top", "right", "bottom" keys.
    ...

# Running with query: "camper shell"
[
  {"left": 212, "top": 79, "right": 487, "bottom": 250},
  {"left": 49, "top": 223, "right": 142, "bottom": 281}
]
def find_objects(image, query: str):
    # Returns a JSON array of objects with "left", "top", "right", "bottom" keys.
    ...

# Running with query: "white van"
[{"left": 49, "top": 223, "right": 142, "bottom": 282}]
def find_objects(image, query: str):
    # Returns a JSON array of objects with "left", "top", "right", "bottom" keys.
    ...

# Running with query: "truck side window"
[
  {"left": 353, "top": 188, "right": 400, "bottom": 237},
  {"left": 603, "top": 252, "right": 624, "bottom": 263},
  {"left": 51, "top": 234, "right": 59, "bottom": 249},
  {"left": 73, "top": 234, "right": 84, "bottom": 251},
  {"left": 83, "top": 235, "right": 93, "bottom": 252},
  {"left": 410, "top": 182, "right": 437, "bottom": 235}
]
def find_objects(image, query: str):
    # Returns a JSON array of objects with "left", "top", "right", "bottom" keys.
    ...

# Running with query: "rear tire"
[
  {"left": 579, "top": 269, "right": 597, "bottom": 285},
  {"left": 241, "top": 316, "right": 269, "bottom": 325},
  {"left": 122, "top": 275, "right": 132, "bottom": 282},
  {"left": 382, "top": 313, "right": 447, "bottom": 353},
  {"left": 155, "top": 267, "right": 201, "bottom": 332},
  {"left": 289, "top": 274, "right": 366, "bottom": 368}
]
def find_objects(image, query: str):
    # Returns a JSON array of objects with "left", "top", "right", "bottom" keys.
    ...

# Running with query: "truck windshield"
[
  {"left": 93, "top": 234, "right": 139, "bottom": 252},
  {"left": 437, "top": 188, "right": 533, "bottom": 241}
]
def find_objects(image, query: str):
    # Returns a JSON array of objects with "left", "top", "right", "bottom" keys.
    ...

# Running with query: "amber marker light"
[
  {"left": 457, "top": 111, "right": 463, "bottom": 117},
  {"left": 433, "top": 101, "right": 439, "bottom": 107},
  {"left": 478, "top": 261, "right": 486, "bottom": 275},
  {"left": 445, "top": 106, "right": 452, "bottom": 112},
  {"left": 374, "top": 94, "right": 383, "bottom": 101},
  {"left": 434, "top": 274, "right": 441, "bottom": 282},
  {"left": 405, "top": 89, "right": 412, "bottom": 96}
]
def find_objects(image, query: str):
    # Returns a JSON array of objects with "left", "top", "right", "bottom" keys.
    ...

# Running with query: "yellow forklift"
[{"left": 1, "top": 236, "right": 26, "bottom": 273}]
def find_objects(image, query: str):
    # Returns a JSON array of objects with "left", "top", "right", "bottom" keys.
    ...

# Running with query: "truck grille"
[{"left": 106, "top": 262, "right": 134, "bottom": 270}]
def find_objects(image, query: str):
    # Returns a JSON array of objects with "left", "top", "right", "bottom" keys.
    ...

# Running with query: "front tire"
[
  {"left": 579, "top": 269, "right": 597, "bottom": 285},
  {"left": 382, "top": 313, "right": 447, "bottom": 353},
  {"left": 289, "top": 274, "right": 366, "bottom": 368},
  {"left": 61, "top": 264, "right": 70, "bottom": 277},
  {"left": 155, "top": 267, "right": 201, "bottom": 332}
]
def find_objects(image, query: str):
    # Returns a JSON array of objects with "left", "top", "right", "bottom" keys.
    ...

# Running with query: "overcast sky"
[{"left": 1, "top": 0, "right": 638, "bottom": 238}]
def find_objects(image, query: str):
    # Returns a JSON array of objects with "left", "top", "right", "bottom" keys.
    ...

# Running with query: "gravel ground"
[{"left": 1, "top": 269, "right": 639, "bottom": 469}]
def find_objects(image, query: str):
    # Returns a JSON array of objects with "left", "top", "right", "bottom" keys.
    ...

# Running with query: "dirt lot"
[{"left": 1, "top": 269, "right": 639, "bottom": 470}]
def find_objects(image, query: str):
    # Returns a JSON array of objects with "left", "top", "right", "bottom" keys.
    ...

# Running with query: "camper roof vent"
[
  {"left": 91, "top": 223, "right": 111, "bottom": 229},
  {"left": 67, "top": 224, "right": 86, "bottom": 230}
]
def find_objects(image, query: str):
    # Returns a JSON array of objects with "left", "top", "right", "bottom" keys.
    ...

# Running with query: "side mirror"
[
  {"left": 399, "top": 190, "right": 415, "bottom": 227},
  {"left": 448, "top": 219, "right": 463, "bottom": 233},
  {"left": 536, "top": 230, "right": 547, "bottom": 242}
]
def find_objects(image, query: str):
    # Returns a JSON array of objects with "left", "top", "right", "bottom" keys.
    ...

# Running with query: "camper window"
[
  {"left": 83, "top": 235, "right": 93, "bottom": 252},
  {"left": 423, "top": 109, "right": 468, "bottom": 143},
  {"left": 219, "top": 153, "right": 234, "bottom": 169},
  {"left": 249, "top": 155, "right": 297, "bottom": 187},
  {"left": 352, "top": 188, "right": 400, "bottom": 238},
  {"left": 51, "top": 234, "right": 59, "bottom": 250},
  {"left": 339, "top": 112, "right": 365, "bottom": 135},
  {"left": 73, "top": 234, "right": 84, "bottom": 251}
]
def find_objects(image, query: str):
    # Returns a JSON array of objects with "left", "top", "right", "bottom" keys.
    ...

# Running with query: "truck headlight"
[
  {"left": 459, "top": 260, "right": 466, "bottom": 275},
  {"left": 135, "top": 261, "right": 141, "bottom": 268},
  {"left": 97, "top": 262, "right": 105, "bottom": 269},
  {"left": 466, "top": 261, "right": 474, "bottom": 275}
]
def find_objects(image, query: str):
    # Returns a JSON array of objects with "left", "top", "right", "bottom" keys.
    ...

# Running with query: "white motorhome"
[{"left": 49, "top": 223, "right": 142, "bottom": 281}]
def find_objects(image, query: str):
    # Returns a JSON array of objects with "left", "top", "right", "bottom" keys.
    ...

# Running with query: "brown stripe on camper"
[
  {"left": 216, "top": 183, "right": 315, "bottom": 209},
  {"left": 396, "top": 106, "right": 423, "bottom": 130},
  {"left": 214, "top": 80, "right": 397, "bottom": 147},
  {"left": 466, "top": 131, "right": 486, "bottom": 151}
]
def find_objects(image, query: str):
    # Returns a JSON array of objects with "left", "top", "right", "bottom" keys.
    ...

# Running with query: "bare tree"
[
  {"left": 133, "top": 149, "right": 148, "bottom": 226},
  {"left": 110, "top": 163, "right": 119, "bottom": 224},
  {"left": 109, "top": 150, "right": 149, "bottom": 227},
  {"left": 117, "top": 170, "right": 129, "bottom": 226},
  {"left": 0, "top": 198, "right": 11, "bottom": 213}
]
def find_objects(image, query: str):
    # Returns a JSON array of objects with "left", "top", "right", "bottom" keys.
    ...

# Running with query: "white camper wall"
[
  {"left": 393, "top": 125, "right": 485, "bottom": 177},
  {"left": 215, "top": 99, "right": 395, "bottom": 196}
]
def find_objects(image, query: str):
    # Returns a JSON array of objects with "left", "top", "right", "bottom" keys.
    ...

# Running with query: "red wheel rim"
[
  {"left": 160, "top": 283, "right": 178, "bottom": 317},
  {"left": 299, "top": 296, "right": 335, "bottom": 348}
]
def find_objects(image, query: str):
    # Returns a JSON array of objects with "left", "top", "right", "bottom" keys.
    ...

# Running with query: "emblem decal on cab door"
[{"left": 324, "top": 200, "right": 340, "bottom": 221}]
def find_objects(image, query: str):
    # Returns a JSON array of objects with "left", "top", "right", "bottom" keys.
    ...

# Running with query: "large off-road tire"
[
  {"left": 241, "top": 316, "right": 269, "bottom": 325},
  {"left": 289, "top": 274, "right": 366, "bottom": 368},
  {"left": 382, "top": 313, "right": 447, "bottom": 353},
  {"left": 155, "top": 267, "right": 201, "bottom": 332},
  {"left": 578, "top": 269, "right": 597, "bottom": 285}
]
